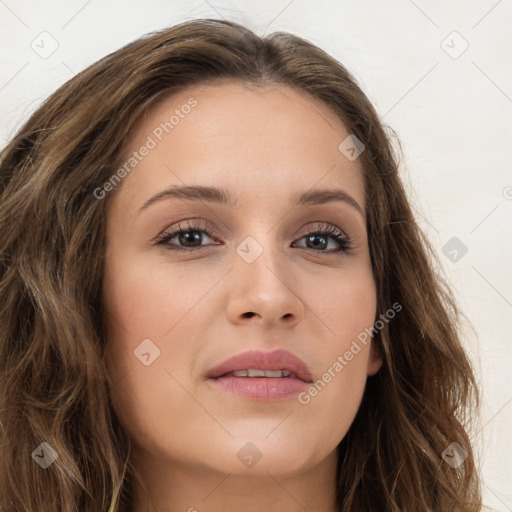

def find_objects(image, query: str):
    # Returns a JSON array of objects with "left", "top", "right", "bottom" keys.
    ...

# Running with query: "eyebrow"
[{"left": 137, "top": 185, "right": 364, "bottom": 218}]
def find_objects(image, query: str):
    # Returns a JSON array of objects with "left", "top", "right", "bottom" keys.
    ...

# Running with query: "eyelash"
[{"left": 153, "top": 219, "right": 354, "bottom": 255}]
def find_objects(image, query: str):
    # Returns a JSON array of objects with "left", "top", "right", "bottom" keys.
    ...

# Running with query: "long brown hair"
[{"left": 0, "top": 18, "right": 481, "bottom": 511}]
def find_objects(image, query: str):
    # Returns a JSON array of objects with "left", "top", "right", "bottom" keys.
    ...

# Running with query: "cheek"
[
  {"left": 294, "top": 341, "right": 373, "bottom": 453},
  {"left": 284, "top": 266, "right": 376, "bottom": 444},
  {"left": 301, "top": 268, "right": 376, "bottom": 417},
  {"left": 102, "top": 253, "right": 219, "bottom": 342},
  {"left": 306, "top": 263, "right": 377, "bottom": 344},
  {"left": 102, "top": 254, "right": 222, "bottom": 443},
  {"left": 107, "top": 361, "right": 209, "bottom": 464}
]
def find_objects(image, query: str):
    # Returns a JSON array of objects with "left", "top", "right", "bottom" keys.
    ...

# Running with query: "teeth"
[
  {"left": 232, "top": 369, "right": 294, "bottom": 378},
  {"left": 247, "top": 369, "right": 266, "bottom": 377}
]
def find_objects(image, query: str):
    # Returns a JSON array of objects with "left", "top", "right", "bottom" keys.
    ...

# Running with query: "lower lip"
[{"left": 209, "top": 376, "right": 308, "bottom": 401}]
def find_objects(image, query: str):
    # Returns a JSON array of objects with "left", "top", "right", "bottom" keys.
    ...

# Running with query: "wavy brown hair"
[{"left": 0, "top": 18, "right": 481, "bottom": 511}]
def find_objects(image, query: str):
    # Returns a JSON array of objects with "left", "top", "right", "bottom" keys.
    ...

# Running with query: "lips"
[
  {"left": 206, "top": 349, "right": 313, "bottom": 383},
  {"left": 206, "top": 348, "right": 313, "bottom": 401}
]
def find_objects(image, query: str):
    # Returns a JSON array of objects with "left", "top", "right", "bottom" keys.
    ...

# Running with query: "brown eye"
[{"left": 154, "top": 220, "right": 219, "bottom": 252}]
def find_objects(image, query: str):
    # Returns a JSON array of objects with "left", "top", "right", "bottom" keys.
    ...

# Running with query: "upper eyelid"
[{"left": 161, "top": 219, "right": 346, "bottom": 233}]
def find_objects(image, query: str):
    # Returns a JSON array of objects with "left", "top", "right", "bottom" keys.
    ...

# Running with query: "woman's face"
[{"left": 103, "top": 80, "right": 381, "bottom": 480}]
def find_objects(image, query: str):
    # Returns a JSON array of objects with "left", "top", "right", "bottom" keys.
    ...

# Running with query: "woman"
[{"left": 0, "top": 18, "right": 482, "bottom": 511}]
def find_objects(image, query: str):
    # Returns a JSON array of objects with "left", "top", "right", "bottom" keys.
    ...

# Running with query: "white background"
[{"left": 1, "top": 1, "right": 511, "bottom": 509}]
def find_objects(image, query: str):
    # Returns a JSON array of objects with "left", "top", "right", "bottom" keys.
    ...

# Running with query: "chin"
[{"left": 198, "top": 434, "right": 324, "bottom": 477}]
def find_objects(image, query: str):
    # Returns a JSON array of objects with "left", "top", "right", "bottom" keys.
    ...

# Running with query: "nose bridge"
[
  {"left": 236, "top": 231, "right": 289, "bottom": 292},
  {"left": 226, "top": 229, "right": 305, "bottom": 326}
]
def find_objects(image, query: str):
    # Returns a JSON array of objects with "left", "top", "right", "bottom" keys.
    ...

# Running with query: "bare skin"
[{"left": 103, "top": 80, "right": 382, "bottom": 512}]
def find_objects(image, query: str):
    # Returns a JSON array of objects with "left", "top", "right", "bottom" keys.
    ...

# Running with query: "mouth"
[{"left": 206, "top": 349, "right": 312, "bottom": 401}]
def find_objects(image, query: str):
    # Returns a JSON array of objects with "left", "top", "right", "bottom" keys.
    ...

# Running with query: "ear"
[{"left": 367, "top": 343, "right": 383, "bottom": 376}]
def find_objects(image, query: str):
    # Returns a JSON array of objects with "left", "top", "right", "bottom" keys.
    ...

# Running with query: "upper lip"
[{"left": 206, "top": 349, "right": 313, "bottom": 383}]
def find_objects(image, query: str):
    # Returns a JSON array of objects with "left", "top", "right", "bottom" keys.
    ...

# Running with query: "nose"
[{"left": 225, "top": 237, "right": 305, "bottom": 329}]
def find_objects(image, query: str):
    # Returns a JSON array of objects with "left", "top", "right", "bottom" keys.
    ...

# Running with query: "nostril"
[{"left": 243, "top": 312, "right": 256, "bottom": 318}]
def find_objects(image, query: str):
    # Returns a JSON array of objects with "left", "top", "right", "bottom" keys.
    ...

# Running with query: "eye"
[
  {"left": 153, "top": 219, "right": 219, "bottom": 253},
  {"left": 153, "top": 220, "right": 353, "bottom": 255},
  {"left": 292, "top": 222, "right": 353, "bottom": 255}
]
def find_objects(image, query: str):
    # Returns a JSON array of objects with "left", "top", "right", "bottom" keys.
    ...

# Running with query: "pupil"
[{"left": 180, "top": 231, "right": 201, "bottom": 246}]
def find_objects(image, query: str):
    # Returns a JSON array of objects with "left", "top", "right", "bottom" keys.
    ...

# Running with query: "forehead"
[
  {"left": 128, "top": 80, "right": 354, "bottom": 151},
  {"left": 115, "top": 80, "right": 366, "bottom": 215}
]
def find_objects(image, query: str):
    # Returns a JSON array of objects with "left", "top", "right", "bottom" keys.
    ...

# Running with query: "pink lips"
[{"left": 206, "top": 349, "right": 312, "bottom": 401}]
